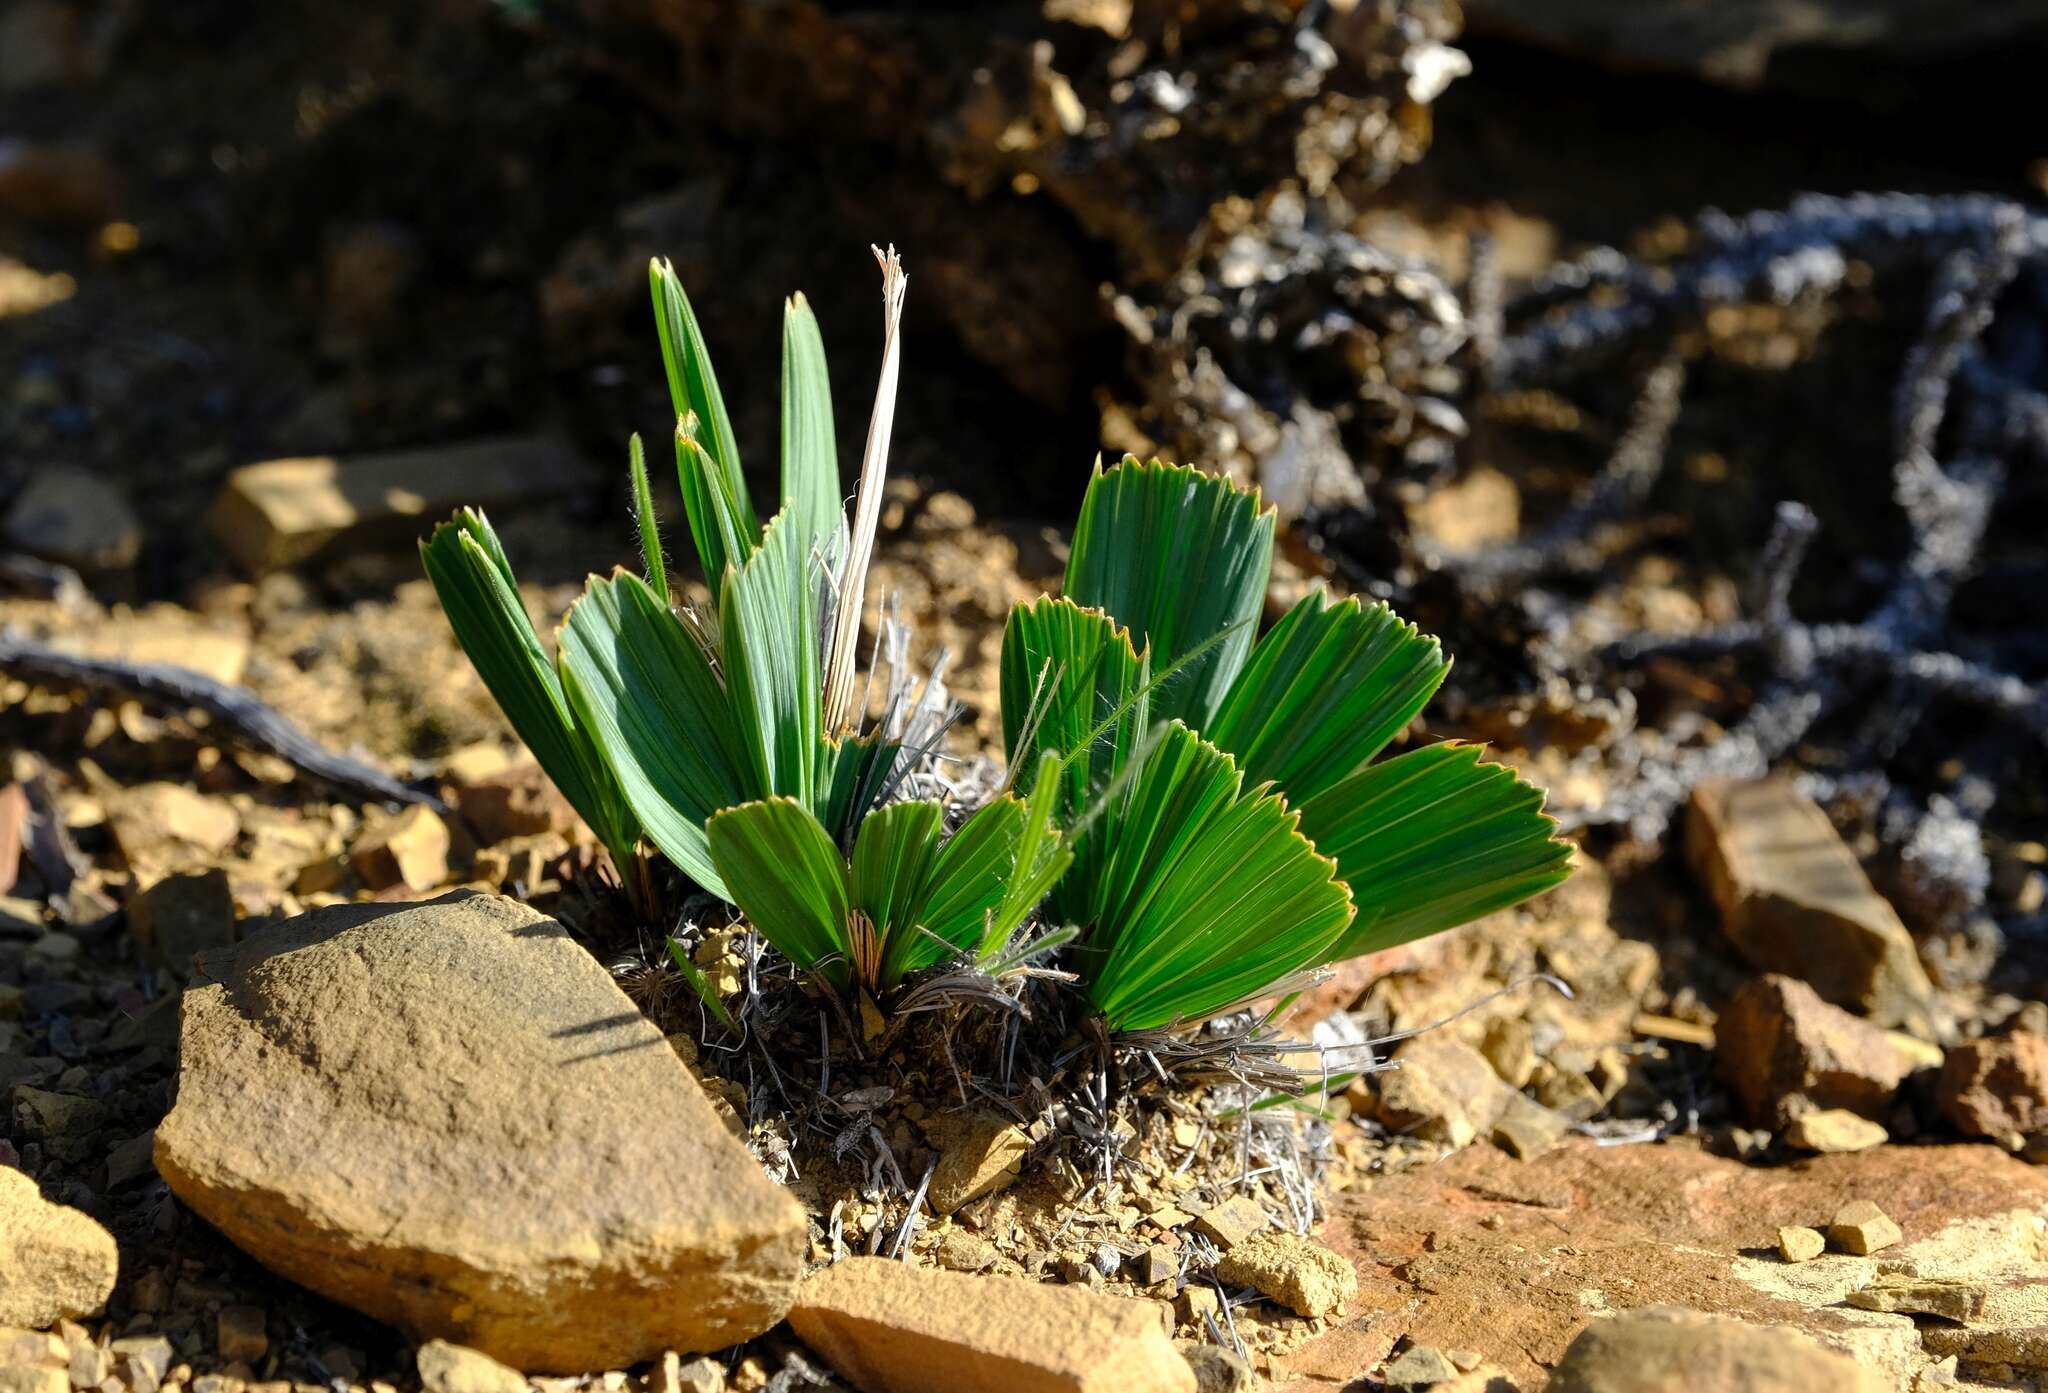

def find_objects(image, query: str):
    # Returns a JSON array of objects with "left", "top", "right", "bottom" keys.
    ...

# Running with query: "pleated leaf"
[
  {"left": 853, "top": 800, "right": 945, "bottom": 989},
  {"left": 706, "top": 797, "right": 854, "bottom": 989},
  {"left": 1208, "top": 589, "right": 1449, "bottom": 804},
  {"left": 918, "top": 755, "right": 1074, "bottom": 966},
  {"left": 999, "top": 597, "right": 1148, "bottom": 924},
  {"left": 1086, "top": 723, "right": 1353, "bottom": 1032},
  {"left": 1296, "top": 742, "right": 1573, "bottom": 958},
  {"left": 652, "top": 259, "right": 757, "bottom": 599},
  {"left": 817, "top": 729, "right": 900, "bottom": 846},
  {"left": 420, "top": 511, "right": 638, "bottom": 867},
  {"left": 556, "top": 569, "right": 747, "bottom": 895},
  {"left": 1063, "top": 457, "right": 1274, "bottom": 729},
  {"left": 720, "top": 511, "right": 822, "bottom": 806},
  {"left": 781, "top": 291, "right": 842, "bottom": 566}
]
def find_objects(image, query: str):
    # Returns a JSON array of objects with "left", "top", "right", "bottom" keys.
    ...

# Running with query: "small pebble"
[
  {"left": 1778, "top": 1225, "right": 1826, "bottom": 1263},
  {"left": 1829, "top": 1199, "right": 1904, "bottom": 1255}
]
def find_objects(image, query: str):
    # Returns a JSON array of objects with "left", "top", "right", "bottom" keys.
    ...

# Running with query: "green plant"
[
  {"left": 1000, "top": 457, "right": 1572, "bottom": 1030},
  {"left": 425, "top": 254, "right": 1570, "bottom": 1035}
]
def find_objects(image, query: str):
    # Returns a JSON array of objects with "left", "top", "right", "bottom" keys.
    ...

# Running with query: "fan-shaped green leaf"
[
  {"left": 556, "top": 569, "right": 746, "bottom": 895},
  {"left": 706, "top": 798, "right": 853, "bottom": 988},
  {"left": 1000, "top": 597, "right": 1148, "bottom": 923},
  {"left": 1063, "top": 457, "right": 1274, "bottom": 728},
  {"left": 1086, "top": 723, "right": 1353, "bottom": 1031},
  {"left": 853, "top": 800, "right": 945, "bottom": 989},
  {"left": 420, "top": 511, "right": 638, "bottom": 867},
  {"left": 1208, "top": 589, "right": 1449, "bottom": 804},
  {"left": 1297, "top": 742, "right": 1573, "bottom": 958}
]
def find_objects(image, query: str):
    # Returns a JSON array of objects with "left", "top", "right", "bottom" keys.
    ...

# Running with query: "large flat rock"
[
  {"left": 790, "top": 1256, "right": 1195, "bottom": 1393},
  {"left": 1278, "top": 1138, "right": 2048, "bottom": 1389},
  {"left": 154, "top": 890, "right": 805, "bottom": 1372}
]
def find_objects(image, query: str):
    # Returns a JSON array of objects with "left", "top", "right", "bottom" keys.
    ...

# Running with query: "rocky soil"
[{"left": 5, "top": 1, "right": 2047, "bottom": 1392}]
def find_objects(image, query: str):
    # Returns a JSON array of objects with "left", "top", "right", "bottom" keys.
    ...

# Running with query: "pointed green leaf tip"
[
  {"left": 651, "top": 259, "right": 758, "bottom": 603},
  {"left": 627, "top": 434, "right": 669, "bottom": 607},
  {"left": 781, "top": 290, "right": 842, "bottom": 565},
  {"left": 1063, "top": 456, "right": 1275, "bottom": 730}
]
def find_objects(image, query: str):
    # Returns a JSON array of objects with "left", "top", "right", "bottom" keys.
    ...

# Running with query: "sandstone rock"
[
  {"left": 349, "top": 806, "right": 455, "bottom": 892},
  {"left": 0, "top": 1165, "right": 116, "bottom": 1327},
  {"left": 922, "top": 1111, "right": 1032, "bottom": 1216},
  {"left": 106, "top": 784, "right": 239, "bottom": 873},
  {"left": 1277, "top": 1139, "right": 2048, "bottom": 1390},
  {"left": 1189, "top": 1196, "right": 1270, "bottom": 1251},
  {"left": 788, "top": 1256, "right": 1195, "bottom": 1393},
  {"left": 451, "top": 765, "right": 577, "bottom": 846},
  {"left": 1381, "top": 1344, "right": 1460, "bottom": 1389},
  {"left": 0, "top": 1328, "right": 66, "bottom": 1369},
  {"left": 1777, "top": 1226, "right": 1825, "bottom": 1263},
  {"left": 1830, "top": 1200, "right": 1903, "bottom": 1256},
  {"left": 0, "top": 1367, "right": 68, "bottom": 1393},
  {"left": 1, "top": 467, "right": 139, "bottom": 571},
  {"left": 207, "top": 439, "right": 582, "bottom": 575},
  {"left": 1376, "top": 1038, "right": 1516, "bottom": 1148},
  {"left": 1549, "top": 1306, "right": 1883, "bottom": 1392},
  {"left": 1688, "top": 778, "right": 1934, "bottom": 1028},
  {"left": 1478, "top": 1018, "right": 1537, "bottom": 1089},
  {"left": 417, "top": 1340, "right": 525, "bottom": 1393},
  {"left": 676, "top": 1358, "right": 724, "bottom": 1393},
  {"left": 1937, "top": 1032, "right": 2048, "bottom": 1139},
  {"left": 1784, "top": 1109, "right": 1887, "bottom": 1154},
  {"left": 110, "top": 1323, "right": 171, "bottom": 1386},
  {"left": 1214, "top": 1231, "right": 1356, "bottom": 1318},
  {"left": 1846, "top": 1276, "right": 1986, "bottom": 1322},
  {"left": 1714, "top": 975, "right": 1914, "bottom": 1126},
  {"left": 1408, "top": 468, "right": 1519, "bottom": 554},
  {"left": 1124, "top": 1244, "right": 1170, "bottom": 1287},
  {"left": 63, "top": 610, "right": 252, "bottom": 687},
  {"left": 129, "top": 869, "right": 237, "bottom": 975},
  {"left": 934, "top": 1229, "right": 997, "bottom": 1274},
  {"left": 1177, "top": 1343, "right": 1255, "bottom": 1393},
  {"left": 153, "top": 891, "right": 805, "bottom": 1371},
  {"left": 1920, "top": 1324, "right": 2048, "bottom": 1369},
  {"left": 1492, "top": 1095, "right": 1570, "bottom": 1160}
]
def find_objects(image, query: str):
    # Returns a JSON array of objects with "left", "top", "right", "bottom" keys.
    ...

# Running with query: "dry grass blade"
[{"left": 822, "top": 245, "right": 908, "bottom": 736}]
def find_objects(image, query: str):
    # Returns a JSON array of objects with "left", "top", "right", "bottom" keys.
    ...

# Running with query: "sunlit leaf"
[
  {"left": 852, "top": 800, "right": 945, "bottom": 989},
  {"left": 781, "top": 291, "right": 842, "bottom": 566},
  {"left": 1063, "top": 457, "right": 1274, "bottom": 728},
  {"left": 720, "top": 511, "right": 823, "bottom": 806},
  {"left": 652, "top": 259, "right": 757, "bottom": 599},
  {"left": 706, "top": 797, "right": 854, "bottom": 989},
  {"left": 1208, "top": 589, "right": 1448, "bottom": 804},
  {"left": 626, "top": 434, "right": 669, "bottom": 608},
  {"left": 556, "top": 570, "right": 746, "bottom": 895},
  {"left": 420, "top": 511, "right": 638, "bottom": 868},
  {"left": 1085, "top": 723, "right": 1353, "bottom": 1031},
  {"left": 1297, "top": 741, "right": 1573, "bottom": 958}
]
